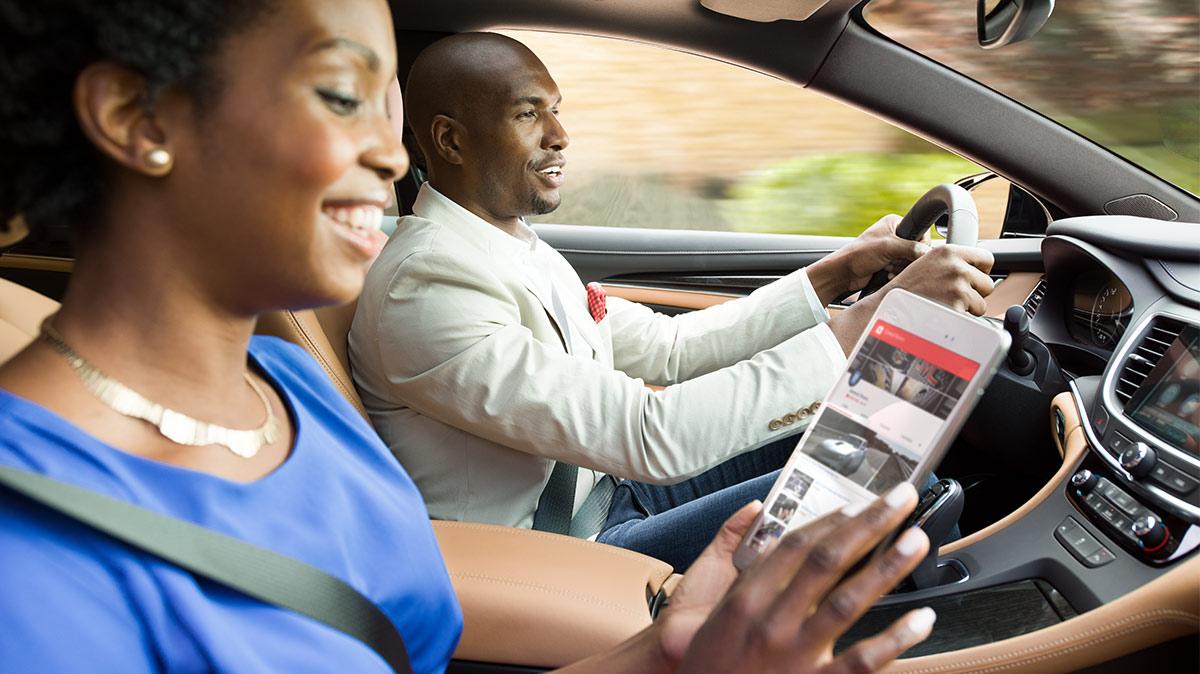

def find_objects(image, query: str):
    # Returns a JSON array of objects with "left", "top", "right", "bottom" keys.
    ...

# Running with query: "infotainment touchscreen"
[{"left": 1125, "top": 324, "right": 1200, "bottom": 454}]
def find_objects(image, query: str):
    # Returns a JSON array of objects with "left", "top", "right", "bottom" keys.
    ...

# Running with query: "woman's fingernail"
[
  {"left": 841, "top": 500, "right": 869, "bottom": 517},
  {"left": 906, "top": 607, "right": 937, "bottom": 640},
  {"left": 894, "top": 527, "right": 927, "bottom": 557},
  {"left": 914, "top": 242, "right": 931, "bottom": 256},
  {"left": 884, "top": 482, "right": 916, "bottom": 510}
]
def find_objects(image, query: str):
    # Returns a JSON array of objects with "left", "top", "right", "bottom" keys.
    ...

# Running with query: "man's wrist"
[
  {"left": 826, "top": 294, "right": 880, "bottom": 356},
  {"left": 806, "top": 255, "right": 850, "bottom": 308}
]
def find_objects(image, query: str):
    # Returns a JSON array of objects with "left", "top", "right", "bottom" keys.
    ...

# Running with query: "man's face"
[{"left": 466, "top": 61, "right": 569, "bottom": 220}]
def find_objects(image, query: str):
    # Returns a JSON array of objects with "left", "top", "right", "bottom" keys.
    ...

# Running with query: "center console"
[
  {"left": 1072, "top": 312, "right": 1200, "bottom": 565},
  {"left": 830, "top": 300, "right": 1200, "bottom": 672}
]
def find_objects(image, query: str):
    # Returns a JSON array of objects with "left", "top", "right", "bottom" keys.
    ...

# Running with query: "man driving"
[{"left": 349, "top": 32, "right": 995, "bottom": 569}]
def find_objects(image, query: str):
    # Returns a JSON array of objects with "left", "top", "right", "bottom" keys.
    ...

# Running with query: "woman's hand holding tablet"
[{"left": 652, "top": 484, "right": 935, "bottom": 673}]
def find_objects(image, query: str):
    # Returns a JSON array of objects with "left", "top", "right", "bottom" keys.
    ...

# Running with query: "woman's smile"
[{"left": 321, "top": 198, "right": 390, "bottom": 259}]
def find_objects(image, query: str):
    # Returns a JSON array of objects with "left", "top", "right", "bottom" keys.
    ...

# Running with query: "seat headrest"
[
  {"left": 0, "top": 277, "right": 59, "bottom": 365},
  {"left": 255, "top": 303, "right": 368, "bottom": 419}
]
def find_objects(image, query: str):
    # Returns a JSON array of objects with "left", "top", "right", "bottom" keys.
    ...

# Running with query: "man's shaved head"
[
  {"left": 403, "top": 32, "right": 570, "bottom": 232},
  {"left": 406, "top": 33, "right": 548, "bottom": 167}
]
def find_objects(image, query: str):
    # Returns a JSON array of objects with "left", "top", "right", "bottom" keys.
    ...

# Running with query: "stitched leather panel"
[{"left": 433, "top": 521, "right": 673, "bottom": 668}]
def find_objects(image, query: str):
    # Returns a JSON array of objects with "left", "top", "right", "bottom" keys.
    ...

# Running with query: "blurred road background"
[{"left": 500, "top": 0, "right": 1197, "bottom": 236}]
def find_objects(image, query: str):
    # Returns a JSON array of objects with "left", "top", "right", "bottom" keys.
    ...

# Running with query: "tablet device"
[{"left": 733, "top": 288, "right": 1010, "bottom": 570}]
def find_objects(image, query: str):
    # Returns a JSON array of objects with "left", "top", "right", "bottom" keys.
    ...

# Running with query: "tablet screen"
[{"left": 746, "top": 320, "right": 981, "bottom": 553}]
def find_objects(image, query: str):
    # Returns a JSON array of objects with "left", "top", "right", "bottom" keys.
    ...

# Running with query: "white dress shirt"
[{"left": 350, "top": 184, "right": 847, "bottom": 529}]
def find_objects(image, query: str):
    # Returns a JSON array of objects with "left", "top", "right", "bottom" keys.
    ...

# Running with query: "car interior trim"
[
  {"left": 1048, "top": 216, "right": 1200, "bottom": 262},
  {"left": 939, "top": 390, "right": 1083, "bottom": 555},
  {"left": 1079, "top": 382, "right": 1200, "bottom": 522},
  {"left": 888, "top": 555, "right": 1198, "bottom": 674},
  {"left": 0, "top": 277, "right": 59, "bottom": 365},
  {"left": 604, "top": 272, "right": 1043, "bottom": 321},
  {"left": 602, "top": 284, "right": 736, "bottom": 311},
  {"left": 0, "top": 253, "right": 74, "bottom": 273},
  {"left": 432, "top": 520, "right": 673, "bottom": 668}
]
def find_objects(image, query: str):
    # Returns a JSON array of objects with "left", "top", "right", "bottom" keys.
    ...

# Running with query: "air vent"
[
  {"left": 1115, "top": 316, "right": 1188, "bottom": 406},
  {"left": 1023, "top": 276, "right": 1048, "bottom": 317}
]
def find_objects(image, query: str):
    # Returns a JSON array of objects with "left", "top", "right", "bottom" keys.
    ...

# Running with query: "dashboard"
[{"left": 1032, "top": 215, "right": 1199, "bottom": 555}]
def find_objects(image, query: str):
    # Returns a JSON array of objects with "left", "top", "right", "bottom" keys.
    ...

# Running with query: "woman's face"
[{"left": 166, "top": 0, "right": 406, "bottom": 312}]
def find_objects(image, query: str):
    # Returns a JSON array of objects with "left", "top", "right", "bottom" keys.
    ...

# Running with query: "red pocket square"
[{"left": 586, "top": 282, "right": 607, "bottom": 323}]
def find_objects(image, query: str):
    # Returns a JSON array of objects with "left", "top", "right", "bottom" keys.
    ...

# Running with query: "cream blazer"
[{"left": 349, "top": 185, "right": 847, "bottom": 529}]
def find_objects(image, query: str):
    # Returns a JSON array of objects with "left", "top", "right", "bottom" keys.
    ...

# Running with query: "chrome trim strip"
[
  {"left": 1098, "top": 310, "right": 1200, "bottom": 475},
  {"left": 1071, "top": 381, "right": 1200, "bottom": 522},
  {"left": 600, "top": 282, "right": 741, "bottom": 298}
]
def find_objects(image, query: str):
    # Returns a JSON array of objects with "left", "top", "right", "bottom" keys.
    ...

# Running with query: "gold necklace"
[{"left": 39, "top": 320, "right": 280, "bottom": 458}]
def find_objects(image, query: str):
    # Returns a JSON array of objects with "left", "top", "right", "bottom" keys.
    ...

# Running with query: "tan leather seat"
[
  {"left": 256, "top": 303, "right": 368, "bottom": 418},
  {"left": 0, "top": 277, "right": 59, "bottom": 364}
]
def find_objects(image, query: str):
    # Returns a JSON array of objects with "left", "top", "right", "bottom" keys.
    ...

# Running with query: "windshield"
[{"left": 865, "top": 0, "right": 1200, "bottom": 195}]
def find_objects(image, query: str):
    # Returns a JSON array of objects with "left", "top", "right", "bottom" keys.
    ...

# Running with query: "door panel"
[
  {"left": 0, "top": 254, "right": 73, "bottom": 301},
  {"left": 536, "top": 223, "right": 1045, "bottom": 317}
]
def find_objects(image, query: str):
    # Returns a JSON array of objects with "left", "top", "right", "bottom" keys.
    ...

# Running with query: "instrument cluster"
[{"left": 1068, "top": 268, "right": 1134, "bottom": 352}]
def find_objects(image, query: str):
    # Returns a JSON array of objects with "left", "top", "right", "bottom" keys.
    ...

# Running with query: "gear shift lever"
[
  {"left": 1004, "top": 305, "right": 1035, "bottom": 376},
  {"left": 902, "top": 479, "right": 964, "bottom": 591}
]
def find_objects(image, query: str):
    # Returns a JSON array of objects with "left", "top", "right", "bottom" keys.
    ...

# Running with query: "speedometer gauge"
[{"left": 1071, "top": 270, "right": 1133, "bottom": 350}]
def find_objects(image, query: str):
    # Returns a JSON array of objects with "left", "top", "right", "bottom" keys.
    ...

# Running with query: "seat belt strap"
[
  {"left": 0, "top": 465, "right": 414, "bottom": 674},
  {"left": 532, "top": 460, "right": 577, "bottom": 534},
  {"left": 569, "top": 474, "right": 617, "bottom": 539}
]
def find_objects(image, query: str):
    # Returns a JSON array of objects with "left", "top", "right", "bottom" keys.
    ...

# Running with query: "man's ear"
[
  {"left": 429, "top": 114, "right": 466, "bottom": 166},
  {"left": 72, "top": 62, "right": 175, "bottom": 177}
]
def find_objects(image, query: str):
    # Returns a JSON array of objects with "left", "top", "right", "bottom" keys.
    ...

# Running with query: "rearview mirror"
[{"left": 978, "top": 0, "right": 1054, "bottom": 50}]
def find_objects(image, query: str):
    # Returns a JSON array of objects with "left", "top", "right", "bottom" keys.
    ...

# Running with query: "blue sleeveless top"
[{"left": 0, "top": 336, "right": 462, "bottom": 673}]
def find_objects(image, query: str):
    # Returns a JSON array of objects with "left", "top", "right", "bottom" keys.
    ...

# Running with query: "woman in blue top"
[{"left": 0, "top": 0, "right": 936, "bottom": 672}]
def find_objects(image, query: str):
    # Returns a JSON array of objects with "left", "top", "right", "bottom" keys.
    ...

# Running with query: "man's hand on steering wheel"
[{"left": 808, "top": 214, "right": 932, "bottom": 306}]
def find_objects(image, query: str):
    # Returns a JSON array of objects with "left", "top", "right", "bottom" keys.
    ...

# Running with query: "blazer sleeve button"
[
  {"left": 782, "top": 413, "right": 797, "bottom": 425},
  {"left": 768, "top": 419, "right": 783, "bottom": 431}
]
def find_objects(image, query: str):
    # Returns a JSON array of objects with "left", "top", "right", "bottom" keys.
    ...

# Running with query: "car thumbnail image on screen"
[{"left": 847, "top": 332, "right": 970, "bottom": 420}]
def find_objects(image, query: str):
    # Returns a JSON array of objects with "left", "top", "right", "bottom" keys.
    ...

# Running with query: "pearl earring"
[{"left": 145, "top": 148, "right": 172, "bottom": 168}]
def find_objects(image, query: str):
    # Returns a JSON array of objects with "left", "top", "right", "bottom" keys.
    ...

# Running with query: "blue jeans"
[
  {"left": 596, "top": 437, "right": 795, "bottom": 571},
  {"left": 596, "top": 438, "right": 951, "bottom": 571}
]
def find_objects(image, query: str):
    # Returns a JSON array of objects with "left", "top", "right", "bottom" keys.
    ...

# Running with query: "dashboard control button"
[
  {"left": 1133, "top": 516, "right": 1170, "bottom": 555},
  {"left": 1096, "top": 500, "right": 1130, "bottom": 531},
  {"left": 1107, "top": 432, "right": 1133, "bottom": 457},
  {"left": 1070, "top": 470, "right": 1099, "bottom": 494},
  {"left": 1056, "top": 518, "right": 1080, "bottom": 537},
  {"left": 1093, "top": 407, "right": 1110, "bottom": 433},
  {"left": 1083, "top": 492, "right": 1138, "bottom": 542},
  {"left": 1097, "top": 480, "right": 1142, "bottom": 517},
  {"left": 1084, "top": 547, "right": 1116, "bottom": 567},
  {"left": 1120, "top": 442, "right": 1157, "bottom": 479},
  {"left": 1055, "top": 517, "right": 1110, "bottom": 566},
  {"left": 1148, "top": 462, "right": 1197, "bottom": 496}
]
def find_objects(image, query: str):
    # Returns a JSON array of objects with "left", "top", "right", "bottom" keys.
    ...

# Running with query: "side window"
[{"left": 505, "top": 30, "right": 999, "bottom": 238}]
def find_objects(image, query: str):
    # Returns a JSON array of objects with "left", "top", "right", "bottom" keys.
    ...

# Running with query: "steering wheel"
[{"left": 857, "top": 183, "right": 979, "bottom": 299}]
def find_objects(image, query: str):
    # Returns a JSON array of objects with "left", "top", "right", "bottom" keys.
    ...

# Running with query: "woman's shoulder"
[
  {"left": 248, "top": 334, "right": 319, "bottom": 372},
  {"left": 0, "top": 479, "right": 161, "bottom": 669}
]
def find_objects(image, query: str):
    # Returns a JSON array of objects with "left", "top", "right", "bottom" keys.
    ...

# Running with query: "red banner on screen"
[{"left": 869, "top": 320, "right": 980, "bottom": 381}]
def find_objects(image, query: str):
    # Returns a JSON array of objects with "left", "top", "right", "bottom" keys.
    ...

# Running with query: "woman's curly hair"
[{"left": 0, "top": 0, "right": 274, "bottom": 247}]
